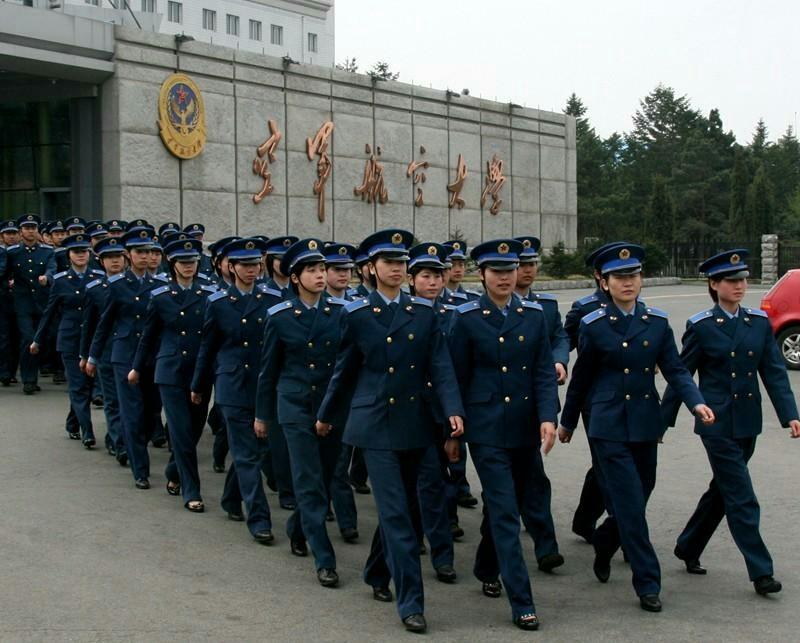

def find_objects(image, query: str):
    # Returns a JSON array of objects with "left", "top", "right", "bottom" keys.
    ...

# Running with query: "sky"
[{"left": 334, "top": 0, "right": 800, "bottom": 144}]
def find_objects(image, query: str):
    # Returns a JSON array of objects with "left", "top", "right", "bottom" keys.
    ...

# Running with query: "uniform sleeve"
[
  {"left": 447, "top": 313, "right": 472, "bottom": 400},
  {"left": 80, "top": 291, "right": 99, "bottom": 360},
  {"left": 89, "top": 287, "right": 116, "bottom": 362},
  {"left": 531, "top": 313, "right": 559, "bottom": 423},
  {"left": 548, "top": 306, "right": 570, "bottom": 367},
  {"left": 758, "top": 321, "right": 800, "bottom": 426},
  {"left": 132, "top": 296, "right": 162, "bottom": 373},
  {"left": 255, "top": 317, "right": 282, "bottom": 424},
  {"left": 0, "top": 248, "right": 6, "bottom": 280},
  {"left": 426, "top": 313, "right": 465, "bottom": 419},
  {"left": 660, "top": 321, "right": 702, "bottom": 428},
  {"left": 190, "top": 300, "right": 221, "bottom": 394},
  {"left": 43, "top": 249, "right": 57, "bottom": 283},
  {"left": 560, "top": 324, "right": 599, "bottom": 431},
  {"left": 317, "top": 312, "right": 361, "bottom": 425},
  {"left": 32, "top": 280, "right": 61, "bottom": 346},
  {"left": 656, "top": 321, "right": 704, "bottom": 413},
  {"left": 563, "top": 300, "right": 584, "bottom": 352}
]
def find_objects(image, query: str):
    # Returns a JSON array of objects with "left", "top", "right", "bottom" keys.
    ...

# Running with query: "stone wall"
[{"left": 102, "top": 27, "right": 577, "bottom": 248}]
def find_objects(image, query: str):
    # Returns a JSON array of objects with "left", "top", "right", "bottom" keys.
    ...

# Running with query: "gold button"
[
  {"left": 180, "top": 331, "right": 186, "bottom": 336},
  {"left": 624, "top": 368, "right": 630, "bottom": 374},
  {"left": 622, "top": 341, "right": 628, "bottom": 348},
  {"left": 504, "top": 396, "right": 511, "bottom": 403},
  {"left": 389, "top": 397, "right": 395, "bottom": 404},
  {"left": 643, "top": 340, "right": 649, "bottom": 347},
  {"left": 518, "top": 335, "right": 525, "bottom": 342},
  {"left": 499, "top": 337, "right": 505, "bottom": 343},
  {"left": 730, "top": 351, "right": 736, "bottom": 357},
  {"left": 243, "top": 341, "right": 249, "bottom": 347},
  {"left": 732, "top": 372, "right": 736, "bottom": 378},
  {"left": 501, "top": 366, "right": 508, "bottom": 373},
  {"left": 309, "top": 364, "right": 316, "bottom": 369},
  {"left": 308, "top": 342, "right": 313, "bottom": 348},
  {"left": 241, "top": 318, "right": 247, "bottom": 324},
  {"left": 386, "top": 337, "right": 392, "bottom": 344},
  {"left": 409, "top": 396, "right": 415, "bottom": 402},
  {"left": 408, "top": 333, "right": 414, "bottom": 341},
  {"left": 625, "top": 394, "right": 631, "bottom": 400},
  {"left": 181, "top": 350, "right": 187, "bottom": 356},
  {"left": 388, "top": 367, "right": 395, "bottom": 374}
]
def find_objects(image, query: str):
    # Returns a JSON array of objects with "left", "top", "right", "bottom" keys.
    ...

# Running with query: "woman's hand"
[
  {"left": 315, "top": 420, "right": 332, "bottom": 437},
  {"left": 127, "top": 369, "right": 139, "bottom": 385},
  {"left": 444, "top": 438, "right": 460, "bottom": 463},
  {"left": 540, "top": 422, "right": 557, "bottom": 454},
  {"left": 190, "top": 391, "right": 203, "bottom": 405},
  {"left": 693, "top": 404, "right": 715, "bottom": 425},
  {"left": 85, "top": 362, "right": 97, "bottom": 378},
  {"left": 558, "top": 426, "right": 573, "bottom": 443},
  {"left": 788, "top": 419, "right": 800, "bottom": 439},
  {"left": 448, "top": 416, "right": 464, "bottom": 438},
  {"left": 28, "top": 342, "right": 39, "bottom": 355},
  {"left": 254, "top": 419, "right": 268, "bottom": 439}
]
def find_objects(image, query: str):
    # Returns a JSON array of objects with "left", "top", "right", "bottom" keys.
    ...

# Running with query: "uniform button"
[
  {"left": 624, "top": 368, "right": 630, "bottom": 374},
  {"left": 325, "top": 341, "right": 331, "bottom": 346},
  {"left": 308, "top": 342, "right": 314, "bottom": 348},
  {"left": 180, "top": 331, "right": 186, "bottom": 336},
  {"left": 524, "top": 395, "right": 529, "bottom": 400},
  {"left": 644, "top": 367, "right": 650, "bottom": 373},
  {"left": 77, "top": 307, "right": 82, "bottom": 311},
  {"left": 499, "top": 337, "right": 505, "bottom": 343},
  {"left": 408, "top": 333, "right": 414, "bottom": 341},
  {"left": 135, "top": 314, "right": 140, "bottom": 319},
  {"left": 243, "top": 341, "right": 249, "bottom": 347},
  {"left": 748, "top": 393, "right": 753, "bottom": 398},
  {"left": 748, "top": 351, "right": 754, "bottom": 357},
  {"left": 643, "top": 340, "right": 649, "bottom": 347},
  {"left": 747, "top": 372, "right": 753, "bottom": 377},
  {"left": 522, "top": 366, "right": 527, "bottom": 371},
  {"left": 518, "top": 335, "right": 525, "bottom": 342},
  {"left": 622, "top": 341, "right": 628, "bottom": 348},
  {"left": 309, "top": 364, "right": 316, "bottom": 369},
  {"left": 504, "top": 396, "right": 511, "bottom": 403},
  {"left": 311, "top": 385, "right": 317, "bottom": 391},
  {"left": 388, "top": 367, "right": 395, "bottom": 374},
  {"left": 410, "top": 364, "right": 415, "bottom": 370},
  {"left": 136, "top": 332, "right": 141, "bottom": 338},
  {"left": 197, "top": 330, "right": 202, "bottom": 335},
  {"left": 244, "top": 364, "right": 250, "bottom": 369},
  {"left": 386, "top": 337, "right": 392, "bottom": 344},
  {"left": 426, "top": 381, "right": 432, "bottom": 388},
  {"left": 179, "top": 311, "right": 185, "bottom": 316},
  {"left": 389, "top": 397, "right": 395, "bottom": 405},
  {"left": 734, "top": 393, "right": 739, "bottom": 399},
  {"left": 501, "top": 366, "right": 508, "bottom": 373},
  {"left": 241, "top": 318, "right": 247, "bottom": 324},
  {"left": 731, "top": 372, "right": 736, "bottom": 378},
  {"left": 644, "top": 394, "right": 650, "bottom": 399},
  {"left": 625, "top": 394, "right": 631, "bottom": 400},
  {"left": 134, "top": 296, "right": 139, "bottom": 301},
  {"left": 181, "top": 350, "right": 187, "bottom": 356},
  {"left": 730, "top": 351, "right": 736, "bottom": 357},
  {"left": 409, "top": 396, "right": 415, "bottom": 402}
]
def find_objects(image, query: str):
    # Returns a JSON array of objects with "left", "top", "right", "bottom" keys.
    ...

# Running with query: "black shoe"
[
  {"left": 253, "top": 529, "right": 274, "bottom": 545},
  {"left": 450, "top": 522, "right": 465, "bottom": 540},
  {"left": 151, "top": 438, "right": 167, "bottom": 448},
  {"left": 754, "top": 575, "right": 782, "bottom": 595},
  {"left": 352, "top": 482, "right": 371, "bottom": 495},
  {"left": 280, "top": 500, "right": 297, "bottom": 511},
  {"left": 135, "top": 478, "right": 150, "bottom": 490},
  {"left": 456, "top": 493, "right": 478, "bottom": 508},
  {"left": 482, "top": 579, "right": 502, "bottom": 598},
  {"left": 419, "top": 542, "right": 427, "bottom": 555},
  {"left": 266, "top": 476, "right": 277, "bottom": 492},
  {"left": 538, "top": 552, "right": 565, "bottom": 573},
  {"left": 402, "top": 613, "right": 427, "bottom": 633},
  {"left": 227, "top": 511, "right": 245, "bottom": 522},
  {"left": 91, "top": 396, "right": 104, "bottom": 408},
  {"left": 593, "top": 551, "right": 611, "bottom": 583},
  {"left": 372, "top": 586, "right": 393, "bottom": 602},
  {"left": 317, "top": 568, "right": 339, "bottom": 588},
  {"left": 291, "top": 540, "right": 308, "bottom": 557},
  {"left": 571, "top": 518, "right": 595, "bottom": 543},
  {"left": 639, "top": 594, "right": 662, "bottom": 612},
  {"left": 106, "top": 444, "right": 116, "bottom": 457},
  {"left": 52, "top": 372, "right": 66, "bottom": 384},
  {"left": 116, "top": 452, "right": 128, "bottom": 467},
  {"left": 513, "top": 613, "right": 540, "bottom": 631},
  {"left": 435, "top": 564, "right": 457, "bottom": 583},
  {"left": 82, "top": 437, "right": 96, "bottom": 449},
  {"left": 67, "top": 431, "right": 81, "bottom": 440},
  {"left": 23, "top": 383, "right": 36, "bottom": 395},
  {"left": 166, "top": 481, "right": 181, "bottom": 496},
  {"left": 341, "top": 527, "right": 359, "bottom": 543},
  {"left": 674, "top": 546, "right": 707, "bottom": 575},
  {"left": 212, "top": 462, "right": 225, "bottom": 473},
  {"left": 326, "top": 509, "right": 335, "bottom": 522}
]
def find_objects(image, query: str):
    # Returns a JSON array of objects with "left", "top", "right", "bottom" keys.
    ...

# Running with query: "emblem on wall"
[{"left": 157, "top": 73, "right": 206, "bottom": 159}]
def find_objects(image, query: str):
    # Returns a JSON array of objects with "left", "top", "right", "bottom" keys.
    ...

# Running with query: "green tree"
[
  {"left": 745, "top": 163, "right": 775, "bottom": 237},
  {"left": 729, "top": 146, "right": 749, "bottom": 238},
  {"left": 645, "top": 175, "right": 674, "bottom": 243},
  {"left": 335, "top": 57, "right": 359, "bottom": 73},
  {"left": 367, "top": 62, "right": 399, "bottom": 81}
]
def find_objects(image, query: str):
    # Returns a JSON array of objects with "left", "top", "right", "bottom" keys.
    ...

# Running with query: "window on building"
[
  {"left": 226, "top": 14, "right": 239, "bottom": 36},
  {"left": 202, "top": 9, "right": 217, "bottom": 32},
  {"left": 270, "top": 24, "right": 283, "bottom": 46},
  {"left": 84, "top": 0, "right": 98, "bottom": 5},
  {"left": 249, "top": 19, "right": 262, "bottom": 41},
  {"left": 167, "top": 1, "right": 182, "bottom": 24},
  {"left": 141, "top": 0, "right": 155, "bottom": 12},
  {"left": 308, "top": 32, "right": 318, "bottom": 53}
]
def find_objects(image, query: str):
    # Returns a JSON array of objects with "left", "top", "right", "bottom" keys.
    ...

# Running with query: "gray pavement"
[{"left": 1, "top": 283, "right": 798, "bottom": 642}]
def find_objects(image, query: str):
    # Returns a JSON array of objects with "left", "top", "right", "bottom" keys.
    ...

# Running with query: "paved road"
[{"left": 1, "top": 284, "right": 798, "bottom": 642}]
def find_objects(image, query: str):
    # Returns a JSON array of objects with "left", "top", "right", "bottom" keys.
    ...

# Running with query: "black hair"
[
  {"left": 289, "top": 260, "right": 326, "bottom": 295},
  {"left": 408, "top": 264, "right": 445, "bottom": 296},
  {"left": 266, "top": 255, "right": 279, "bottom": 279},
  {"left": 708, "top": 279, "right": 719, "bottom": 302}
]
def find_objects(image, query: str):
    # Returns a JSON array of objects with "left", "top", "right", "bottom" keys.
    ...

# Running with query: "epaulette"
[
  {"left": 645, "top": 306, "right": 668, "bottom": 319},
  {"left": 41, "top": 243, "right": 54, "bottom": 249},
  {"left": 410, "top": 295, "right": 433, "bottom": 307},
  {"left": 581, "top": 308, "right": 606, "bottom": 325},
  {"left": 577, "top": 293, "right": 599, "bottom": 306},
  {"left": 200, "top": 284, "right": 217, "bottom": 293},
  {"left": 151, "top": 285, "right": 171, "bottom": 297},
  {"left": 464, "top": 289, "right": 482, "bottom": 298},
  {"left": 326, "top": 297, "right": 346, "bottom": 306},
  {"left": 457, "top": 300, "right": 481, "bottom": 314},
  {"left": 521, "top": 299, "right": 543, "bottom": 311},
  {"left": 268, "top": 301, "right": 293, "bottom": 316},
  {"left": 345, "top": 298, "right": 370, "bottom": 313},
  {"left": 257, "top": 284, "right": 282, "bottom": 298},
  {"left": 5, "top": 244, "right": 19, "bottom": 251},
  {"left": 91, "top": 269, "right": 105, "bottom": 276},
  {"left": 688, "top": 309, "right": 713, "bottom": 325},
  {"left": 86, "top": 278, "right": 103, "bottom": 290},
  {"left": 448, "top": 290, "right": 468, "bottom": 301},
  {"left": 534, "top": 292, "right": 558, "bottom": 302},
  {"left": 54, "top": 246, "right": 66, "bottom": 253},
  {"left": 153, "top": 273, "right": 169, "bottom": 282},
  {"left": 53, "top": 271, "right": 68, "bottom": 280},
  {"left": 108, "top": 273, "right": 125, "bottom": 284},
  {"left": 197, "top": 273, "right": 212, "bottom": 282},
  {"left": 440, "top": 304, "right": 457, "bottom": 312},
  {"left": 208, "top": 290, "right": 227, "bottom": 303},
  {"left": 346, "top": 288, "right": 359, "bottom": 298},
  {"left": 745, "top": 307, "right": 768, "bottom": 318}
]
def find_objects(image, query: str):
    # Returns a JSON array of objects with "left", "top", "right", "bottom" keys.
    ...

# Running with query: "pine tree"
[
  {"left": 335, "top": 57, "right": 358, "bottom": 73},
  {"left": 729, "top": 146, "right": 749, "bottom": 239},
  {"left": 751, "top": 119, "right": 769, "bottom": 157},
  {"left": 646, "top": 175, "right": 674, "bottom": 243},
  {"left": 746, "top": 163, "right": 775, "bottom": 238},
  {"left": 367, "top": 62, "right": 399, "bottom": 81}
]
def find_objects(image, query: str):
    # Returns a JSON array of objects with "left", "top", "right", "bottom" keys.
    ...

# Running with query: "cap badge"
[
  {"left": 452, "top": 242, "right": 461, "bottom": 250},
  {"left": 109, "top": 239, "right": 117, "bottom": 246},
  {"left": 619, "top": 248, "right": 631, "bottom": 260},
  {"left": 308, "top": 240, "right": 318, "bottom": 250},
  {"left": 283, "top": 238, "right": 292, "bottom": 247},
  {"left": 139, "top": 230, "right": 148, "bottom": 238},
  {"left": 27, "top": 215, "right": 34, "bottom": 221},
  {"left": 522, "top": 239, "right": 532, "bottom": 249},
  {"left": 498, "top": 243, "right": 509, "bottom": 254},
  {"left": 193, "top": 224, "right": 199, "bottom": 230},
  {"left": 391, "top": 233, "right": 403, "bottom": 245},
  {"left": 730, "top": 253, "right": 740, "bottom": 264},
  {"left": 184, "top": 242, "right": 193, "bottom": 250},
  {"left": 338, "top": 246, "right": 348, "bottom": 256},
  {"left": 427, "top": 245, "right": 438, "bottom": 256},
  {"left": 245, "top": 241, "right": 255, "bottom": 250}
]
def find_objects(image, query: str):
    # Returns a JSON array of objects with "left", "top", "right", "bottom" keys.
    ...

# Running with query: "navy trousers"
[
  {"left": 113, "top": 364, "right": 158, "bottom": 481},
  {"left": 267, "top": 421, "right": 295, "bottom": 505},
  {"left": 362, "top": 447, "right": 426, "bottom": 620},
  {"left": 15, "top": 305, "right": 41, "bottom": 385},
  {"left": 330, "top": 444, "right": 358, "bottom": 532},
  {"left": 62, "top": 353, "right": 94, "bottom": 442},
  {"left": 219, "top": 404, "right": 272, "bottom": 536},
  {"left": 98, "top": 361, "right": 124, "bottom": 454},
  {"left": 349, "top": 447, "right": 368, "bottom": 486},
  {"left": 677, "top": 436, "right": 773, "bottom": 581},
  {"left": 160, "top": 384, "right": 208, "bottom": 504},
  {"left": 283, "top": 423, "right": 341, "bottom": 570},
  {"left": 591, "top": 438, "right": 660, "bottom": 597},
  {"left": 446, "top": 437, "right": 472, "bottom": 498},
  {"left": 469, "top": 443, "right": 537, "bottom": 619}
]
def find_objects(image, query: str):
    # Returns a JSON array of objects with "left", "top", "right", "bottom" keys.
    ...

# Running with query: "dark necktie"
[{"left": 388, "top": 301, "right": 399, "bottom": 314}]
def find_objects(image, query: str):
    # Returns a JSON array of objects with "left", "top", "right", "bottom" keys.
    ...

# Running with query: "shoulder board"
[
  {"left": 86, "top": 278, "right": 103, "bottom": 290},
  {"left": 346, "top": 288, "right": 359, "bottom": 297},
  {"left": 345, "top": 298, "right": 370, "bottom": 314},
  {"left": 197, "top": 273, "right": 212, "bottom": 282},
  {"left": 688, "top": 309, "right": 714, "bottom": 325},
  {"left": 208, "top": 290, "right": 227, "bottom": 303},
  {"left": 534, "top": 292, "right": 558, "bottom": 302},
  {"left": 577, "top": 293, "right": 599, "bottom": 306},
  {"left": 409, "top": 296, "right": 433, "bottom": 307},
  {"left": 644, "top": 306, "right": 668, "bottom": 319},
  {"left": 200, "top": 284, "right": 217, "bottom": 293},
  {"left": 153, "top": 274, "right": 169, "bottom": 283},
  {"left": 448, "top": 290, "right": 468, "bottom": 301},
  {"left": 5, "top": 244, "right": 19, "bottom": 251},
  {"left": 441, "top": 304, "right": 457, "bottom": 311},
  {"left": 41, "top": 243, "right": 54, "bottom": 249},
  {"left": 456, "top": 300, "right": 481, "bottom": 314},
  {"left": 464, "top": 289, "right": 481, "bottom": 297},
  {"left": 108, "top": 273, "right": 125, "bottom": 284},
  {"left": 326, "top": 297, "right": 347, "bottom": 306},
  {"left": 151, "top": 285, "right": 171, "bottom": 297},
  {"left": 90, "top": 269, "right": 105, "bottom": 276},
  {"left": 53, "top": 271, "right": 68, "bottom": 280},
  {"left": 745, "top": 307, "right": 768, "bottom": 318},
  {"left": 268, "top": 301, "right": 294, "bottom": 316},
  {"left": 581, "top": 308, "right": 606, "bottom": 325},
  {"left": 257, "top": 284, "right": 283, "bottom": 298},
  {"left": 521, "top": 300, "right": 543, "bottom": 311},
  {"left": 54, "top": 246, "right": 66, "bottom": 254}
]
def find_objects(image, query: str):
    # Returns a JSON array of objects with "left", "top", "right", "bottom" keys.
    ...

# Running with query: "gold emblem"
[
  {"left": 192, "top": 224, "right": 200, "bottom": 231},
  {"left": 730, "top": 253, "right": 740, "bottom": 264},
  {"left": 157, "top": 73, "right": 206, "bottom": 160},
  {"left": 283, "top": 238, "right": 292, "bottom": 247},
  {"left": 498, "top": 243, "right": 510, "bottom": 254},
  {"left": 619, "top": 248, "right": 631, "bottom": 260},
  {"left": 452, "top": 242, "right": 461, "bottom": 250},
  {"left": 427, "top": 245, "right": 438, "bottom": 256},
  {"left": 308, "top": 240, "right": 318, "bottom": 250},
  {"left": 26, "top": 215, "right": 34, "bottom": 221},
  {"left": 109, "top": 239, "right": 117, "bottom": 246},
  {"left": 245, "top": 241, "right": 255, "bottom": 250},
  {"left": 338, "top": 246, "right": 348, "bottom": 256},
  {"left": 139, "top": 230, "right": 148, "bottom": 238},
  {"left": 391, "top": 233, "right": 403, "bottom": 245},
  {"left": 522, "top": 239, "right": 532, "bottom": 249},
  {"left": 184, "top": 242, "right": 193, "bottom": 250}
]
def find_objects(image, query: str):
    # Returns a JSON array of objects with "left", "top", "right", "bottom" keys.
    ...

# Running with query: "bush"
[{"left": 541, "top": 242, "right": 586, "bottom": 278}]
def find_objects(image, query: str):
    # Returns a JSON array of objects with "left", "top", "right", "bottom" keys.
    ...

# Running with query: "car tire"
[{"left": 777, "top": 326, "right": 800, "bottom": 370}]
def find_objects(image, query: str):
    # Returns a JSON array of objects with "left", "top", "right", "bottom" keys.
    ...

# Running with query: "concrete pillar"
[{"left": 761, "top": 234, "right": 778, "bottom": 284}]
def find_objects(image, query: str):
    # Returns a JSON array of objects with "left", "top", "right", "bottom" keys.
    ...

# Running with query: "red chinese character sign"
[
  {"left": 307, "top": 122, "right": 334, "bottom": 222},
  {"left": 251, "top": 119, "right": 282, "bottom": 204},
  {"left": 407, "top": 146, "right": 429, "bottom": 207},
  {"left": 481, "top": 154, "right": 506, "bottom": 215},
  {"left": 447, "top": 154, "right": 468, "bottom": 209},
  {"left": 354, "top": 144, "right": 389, "bottom": 204}
]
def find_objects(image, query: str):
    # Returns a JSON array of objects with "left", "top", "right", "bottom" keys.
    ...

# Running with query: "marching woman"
[
  {"left": 315, "top": 229, "right": 464, "bottom": 634},
  {"left": 661, "top": 249, "right": 800, "bottom": 595},
  {"left": 30, "top": 233, "right": 104, "bottom": 447},
  {"left": 129, "top": 238, "right": 216, "bottom": 512},
  {"left": 559, "top": 243, "right": 715, "bottom": 613},
  {"left": 255, "top": 238, "right": 347, "bottom": 587},
  {"left": 448, "top": 239, "right": 559, "bottom": 631}
]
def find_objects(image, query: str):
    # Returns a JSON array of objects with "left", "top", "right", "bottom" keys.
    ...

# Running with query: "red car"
[{"left": 761, "top": 269, "right": 800, "bottom": 369}]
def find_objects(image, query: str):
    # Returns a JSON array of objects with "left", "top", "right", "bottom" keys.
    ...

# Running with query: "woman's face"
[
  {"left": 294, "top": 262, "right": 327, "bottom": 294},
  {"left": 372, "top": 257, "right": 407, "bottom": 289},
  {"left": 602, "top": 272, "right": 642, "bottom": 304},
  {"left": 174, "top": 260, "right": 198, "bottom": 280},
  {"left": 326, "top": 266, "right": 352, "bottom": 291},
  {"left": 410, "top": 268, "right": 444, "bottom": 300},
  {"left": 69, "top": 249, "right": 90, "bottom": 269},
  {"left": 482, "top": 267, "right": 517, "bottom": 298},
  {"left": 711, "top": 277, "right": 747, "bottom": 305}
]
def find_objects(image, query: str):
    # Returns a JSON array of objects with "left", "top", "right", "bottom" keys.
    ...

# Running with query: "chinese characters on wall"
[{"left": 251, "top": 119, "right": 281, "bottom": 204}]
